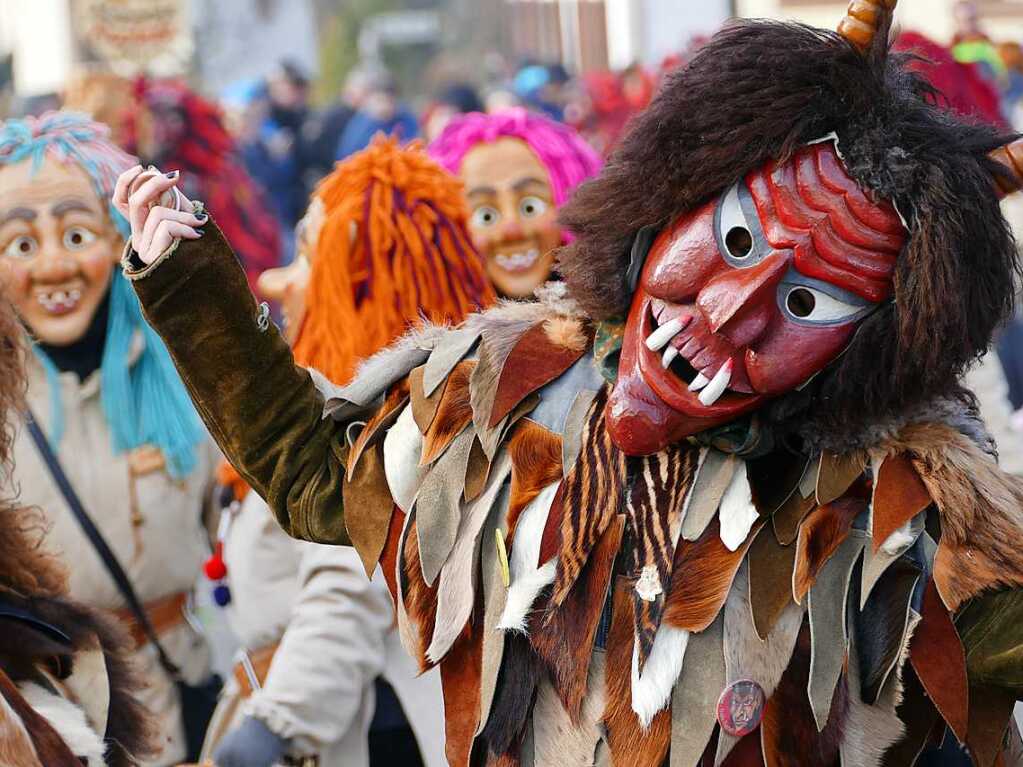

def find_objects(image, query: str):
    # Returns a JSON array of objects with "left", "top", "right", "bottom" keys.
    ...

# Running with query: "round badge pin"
[{"left": 716, "top": 679, "right": 765, "bottom": 737}]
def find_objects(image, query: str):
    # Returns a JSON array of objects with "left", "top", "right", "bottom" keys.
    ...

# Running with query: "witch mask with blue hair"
[{"left": 0, "top": 111, "right": 203, "bottom": 477}]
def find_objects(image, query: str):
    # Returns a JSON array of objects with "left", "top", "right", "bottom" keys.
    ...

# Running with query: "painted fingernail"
[
  {"left": 166, "top": 170, "right": 180, "bottom": 179},
  {"left": 195, "top": 228, "right": 205, "bottom": 236},
  {"left": 195, "top": 212, "right": 208, "bottom": 223}
]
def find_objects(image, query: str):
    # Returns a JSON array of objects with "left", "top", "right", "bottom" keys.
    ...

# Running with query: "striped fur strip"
[
  {"left": 551, "top": 386, "right": 628, "bottom": 611},
  {"left": 603, "top": 581, "right": 672, "bottom": 767},
  {"left": 626, "top": 444, "right": 700, "bottom": 670},
  {"left": 531, "top": 515, "right": 625, "bottom": 719},
  {"left": 401, "top": 516, "right": 439, "bottom": 671}
]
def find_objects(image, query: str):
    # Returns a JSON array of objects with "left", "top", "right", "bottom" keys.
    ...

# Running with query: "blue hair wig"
[{"left": 0, "top": 112, "right": 204, "bottom": 477}]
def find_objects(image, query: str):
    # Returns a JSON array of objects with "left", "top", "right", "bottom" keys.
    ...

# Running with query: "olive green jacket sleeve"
[{"left": 124, "top": 222, "right": 350, "bottom": 545}]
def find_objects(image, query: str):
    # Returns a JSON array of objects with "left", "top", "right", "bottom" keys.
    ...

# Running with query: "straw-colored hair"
[{"left": 293, "top": 137, "right": 494, "bottom": 382}]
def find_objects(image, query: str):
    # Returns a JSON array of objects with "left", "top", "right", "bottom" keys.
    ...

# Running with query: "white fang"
[
  {"left": 645, "top": 318, "right": 683, "bottom": 351},
  {"left": 688, "top": 372, "right": 710, "bottom": 391},
  {"left": 662, "top": 345, "right": 680, "bottom": 368},
  {"left": 698, "top": 361, "right": 732, "bottom": 407}
]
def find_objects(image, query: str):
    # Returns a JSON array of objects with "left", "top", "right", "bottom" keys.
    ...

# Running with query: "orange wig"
[{"left": 293, "top": 137, "right": 494, "bottom": 383}]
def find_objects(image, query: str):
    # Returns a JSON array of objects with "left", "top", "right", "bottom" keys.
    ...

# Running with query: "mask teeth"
[
  {"left": 698, "top": 360, "right": 733, "bottom": 407},
  {"left": 645, "top": 318, "right": 683, "bottom": 351}
]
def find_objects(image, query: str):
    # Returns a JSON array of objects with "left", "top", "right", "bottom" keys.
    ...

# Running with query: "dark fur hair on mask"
[{"left": 557, "top": 13, "right": 1020, "bottom": 444}]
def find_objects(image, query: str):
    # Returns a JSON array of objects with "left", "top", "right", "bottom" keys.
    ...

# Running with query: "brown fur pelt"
[
  {"left": 506, "top": 420, "right": 563, "bottom": 546},
  {"left": 871, "top": 422, "right": 1023, "bottom": 611},
  {"left": 440, "top": 616, "right": 484, "bottom": 767},
  {"left": 792, "top": 498, "right": 865, "bottom": 603},
  {"left": 0, "top": 669, "right": 77, "bottom": 766},
  {"left": 557, "top": 13, "right": 1018, "bottom": 449},
  {"left": 761, "top": 623, "right": 847, "bottom": 767},
  {"left": 551, "top": 386, "right": 627, "bottom": 610},
  {"left": 401, "top": 518, "right": 440, "bottom": 670},
  {"left": 663, "top": 516, "right": 759, "bottom": 632},
  {"left": 603, "top": 581, "right": 671, "bottom": 767}
]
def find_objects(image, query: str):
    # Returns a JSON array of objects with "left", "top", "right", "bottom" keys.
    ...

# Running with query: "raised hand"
[{"left": 112, "top": 166, "right": 207, "bottom": 265}]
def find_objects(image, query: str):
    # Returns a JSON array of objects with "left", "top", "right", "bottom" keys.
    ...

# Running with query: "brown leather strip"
[
  {"left": 409, "top": 365, "right": 445, "bottom": 435},
  {"left": 966, "top": 683, "right": 1015, "bottom": 767},
  {"left": 232, "top": 642, "right": 281, "bottom": 698},
  {"left": 909, "top": 578, "right": 969, "bottom": 745},
  {"left": 113, "top": 591, "right": 188, "bottom": 649},
  {"left": 871, "top": 454, "right": 931, "bottom": 552},
  {"left": 343, "top": 440, "right": 397, "bottom": 578},
  {"left": 488, "top": 322, "right": 587, "bottom": 429},
  {"left": 815, "top": 451, "right": 864, "bottom": 506},
  {"left": 748, "top": 524, "right": 797, "bottom": 640},
  {"left": 421, "top": 360, "right": 477, "bottom": 466}
]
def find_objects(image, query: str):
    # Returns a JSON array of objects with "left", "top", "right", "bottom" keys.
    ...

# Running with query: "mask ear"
[{"left": 626, "top": 225, "right": 659, "bottom": 293}]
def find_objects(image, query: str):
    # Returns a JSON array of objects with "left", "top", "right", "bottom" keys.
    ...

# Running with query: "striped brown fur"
[
  {"left": 531, "top": 514, "right": 625, "bottom": 719},
  {"left": 507, "top": 419, "right": 564, "bottom": 546},
  {"left": 603, "top": 581, "right": 671, "bottom": 767},
  {"left": 421, "top": 360, "right": 476, "bottom": 466},
  {"left": 627, "top": 444, "right": 699, "bottom": 668},
  {"left": 792, "top": 497, "right": 865, "bottom": 603},
  {"left": 551, "top": 386, "right": 628, "bottom": 610},
  {"left": 403, "top": 518, "right": 440, "bottom": 670},
  {"left": 663, "top": 516, "right": 760, "bottom": 632}
]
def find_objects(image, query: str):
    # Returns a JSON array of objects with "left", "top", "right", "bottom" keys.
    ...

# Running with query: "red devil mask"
[{"left": 606, "top": 140, "right": 906, "bottom": 455}]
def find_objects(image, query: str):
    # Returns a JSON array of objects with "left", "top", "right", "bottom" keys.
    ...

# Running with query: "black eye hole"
[
  {"left": 725, "top": 226, "right": 753, "bottom": 259},
  {"left": 786, "top": 287, "right": 816, "bottom": 318}
]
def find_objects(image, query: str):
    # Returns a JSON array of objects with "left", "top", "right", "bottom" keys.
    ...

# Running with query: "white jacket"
[
  {"left": 202, "top": 490, "right": 446, "bottom": 767},
  {"left": 12, "top": 358, "right": 217, "bottom": 766}
]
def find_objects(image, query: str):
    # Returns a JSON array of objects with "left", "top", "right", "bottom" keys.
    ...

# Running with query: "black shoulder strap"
[{"left": 24, "top": 408, "right": 181, "bottom": 677}]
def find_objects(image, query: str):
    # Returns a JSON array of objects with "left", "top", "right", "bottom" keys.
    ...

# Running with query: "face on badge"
[{"left": 607, "top": 141, "right": 906, "bottom": 455}]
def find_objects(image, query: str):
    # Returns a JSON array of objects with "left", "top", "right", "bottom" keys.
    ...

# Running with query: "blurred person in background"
[
  {"left": 124, "top": 79, "right": 282, "bottom": 287},
  {"left": 998, "top": 42, "right": 1023, "bottom": 127},
  {"left": 198, "top": 138, "right": 490, "bottom": 767},
  {"left": 421, "top": 82, "right": 484, "bottom": 144},
  {"left": 429, "top": 108, "right": 601, "bottom": 298},
  {"left": 0, "top": 112, "right": 220, "bottom": 765},
  {"left": 951, "top": 0, "right": 1006, "bottom": 80},
  {"left": 335, "top": 68, "right": 418, "bottom": 161}
]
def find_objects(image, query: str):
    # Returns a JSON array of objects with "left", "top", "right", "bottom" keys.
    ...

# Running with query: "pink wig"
[{"left": 428, "top": 108, "right": 602, "bottom": 207}]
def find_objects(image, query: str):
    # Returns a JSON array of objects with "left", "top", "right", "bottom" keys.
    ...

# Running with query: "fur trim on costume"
[
  {"left": 19, "top": 684, "right": 106, "bottom": 767},
  {"left": 870, "top": 421, "right": 1023, "bottom": 610}
]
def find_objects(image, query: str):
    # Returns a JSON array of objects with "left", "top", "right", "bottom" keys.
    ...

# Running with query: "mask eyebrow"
[
  {"left": 0, "top": 207, "right": 36, "bottom": 225},
  {"left": 51, "top": 199, "right": 97, "bottom": 218},
  {"left": 467, "top": 186, "right": 498, "bottom": 198},
  {"left": 512, "top": 177, "right": 549, "bottom": 193}
]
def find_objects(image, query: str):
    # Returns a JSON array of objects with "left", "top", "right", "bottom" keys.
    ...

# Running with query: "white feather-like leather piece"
[
  {"left": 384, "top": 405, "right": 428, "bottom": 512},
  {"left": 497, "top": 482, "right": 560, "bottom": 632},
  {"left": 718, "top": 461, "right": 758, "bottom": 551},
  {"left": 631, "top": 622, "right": 691, "bottom": 729}
]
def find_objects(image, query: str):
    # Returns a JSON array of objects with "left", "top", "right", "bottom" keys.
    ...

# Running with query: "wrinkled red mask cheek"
[{"left": 606, "top": 141, "right": 904, "bottom": 455}]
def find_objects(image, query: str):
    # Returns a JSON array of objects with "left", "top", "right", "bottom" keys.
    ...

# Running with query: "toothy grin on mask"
[
  {"left": 35, "top": 288, "right": 82, "bottom": 315},
  {"left": 493, "top": 249, "right": 540, "bottom": 273},
  {"left": 644, "top": 299, "right": 750, "bottom": 407}
]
